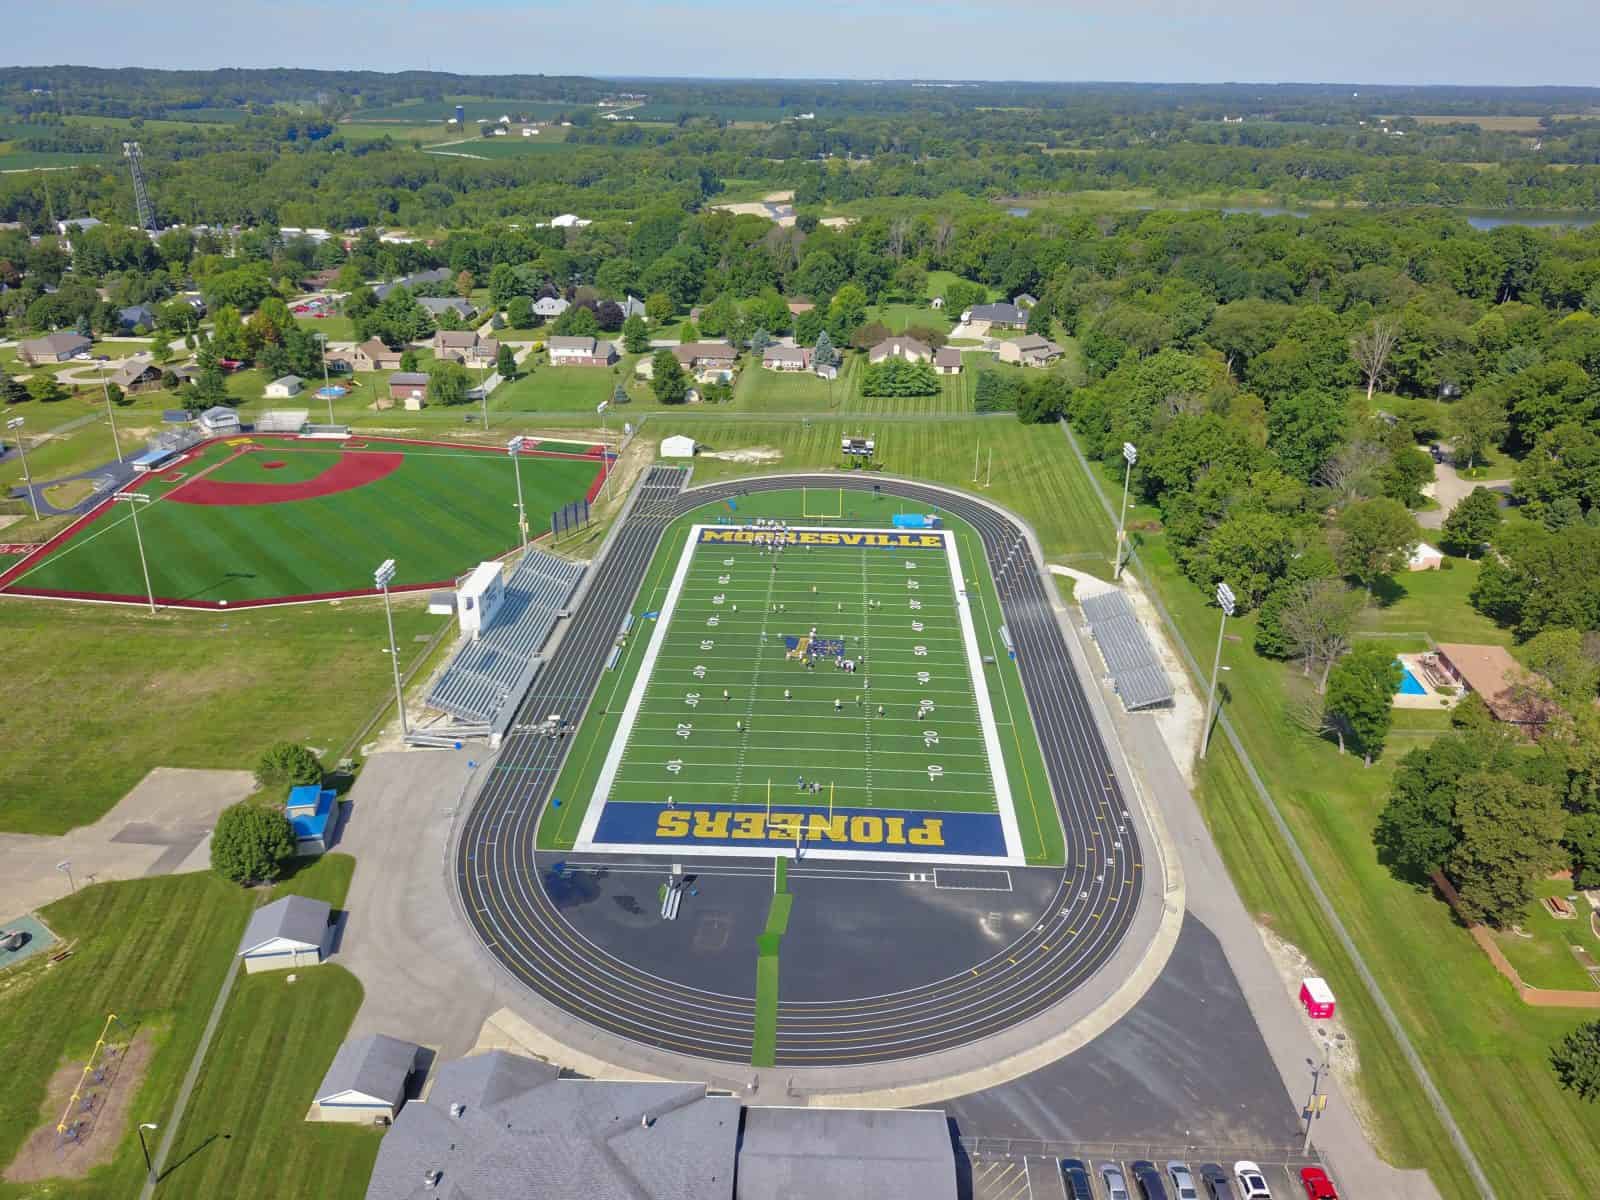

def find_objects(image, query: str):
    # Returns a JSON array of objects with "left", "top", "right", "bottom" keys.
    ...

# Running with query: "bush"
[
  {"left": 861, "top": 357, "right": 938, "bottom": 397},
  {"left": 210, "top": 802, "right": 296, "bottom": 885},
  {"left": 255, "top": 741, "right": 323, "bottom": 792}
]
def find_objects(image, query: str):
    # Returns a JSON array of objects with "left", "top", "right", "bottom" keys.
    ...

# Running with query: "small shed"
[
  {"left": 238, "top": 895, "right": 331, "bottom": 974},
  {"left": 1299, "top": 976, "right": 1335, "bottom": 1020},
  {"left": 388, "top": 372, "right": 429, "bottom": 410},
  {"left": 309, "top": 1034, "right": 421, "bottom": 1124},
  {"left": 265, "top": 375, "right": 304, "bottom": 399},
  {"left": 286, "top": 785, "right": 339, "bottom": 855},
  {"left": 1408, "top": 541, "right": 1443, "bottom": 571},
  {"left": 661, "top": 434, "right": 697, "bottom": 459},
  {"left": 198, "top": 406, "right": 241, "bottom": 436}
]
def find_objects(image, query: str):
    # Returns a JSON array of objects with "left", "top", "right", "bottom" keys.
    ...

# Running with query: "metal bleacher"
[
  {"left": 422, "top": 548, "right": 586, "bottom": 735},
  {"left": 1080, "top": 589, "right": 1173, "bottom": 711}
]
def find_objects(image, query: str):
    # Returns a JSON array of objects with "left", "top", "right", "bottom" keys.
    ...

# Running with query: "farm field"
[
  {"left": 4, "top": 436, "right": 602, "bottom": 605},
  {"left": 425, "top": 137, "right": 577, "bottom": 159},
  {"left": 541, "top": 489, "right": 1059, "bottom": 864},
  {"left": 351, "top": 98, "right": 577, "bottom": 123}
]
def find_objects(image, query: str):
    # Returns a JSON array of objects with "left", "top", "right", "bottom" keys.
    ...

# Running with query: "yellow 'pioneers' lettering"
[{"left": 656, "top": 810, "right": 949, "bottom": 848}]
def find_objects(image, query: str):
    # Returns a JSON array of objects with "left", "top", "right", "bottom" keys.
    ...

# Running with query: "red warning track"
[{"left": 168, "top": 450, "right": 403, "bottom": 506}]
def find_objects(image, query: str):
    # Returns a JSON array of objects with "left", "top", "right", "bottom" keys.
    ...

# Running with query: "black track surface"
[{"left": 456, "top": 470, "right": 1143, "bottom": 1066}]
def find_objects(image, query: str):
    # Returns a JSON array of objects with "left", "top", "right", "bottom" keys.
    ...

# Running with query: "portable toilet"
[{"left": 1299, "top": 976, "right": 1336, "bottom": 1019}]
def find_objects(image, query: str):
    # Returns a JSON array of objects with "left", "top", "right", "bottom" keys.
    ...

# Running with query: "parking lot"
[{"left": 962, "top": 1147, "right": 1332, "bottom": 1200}]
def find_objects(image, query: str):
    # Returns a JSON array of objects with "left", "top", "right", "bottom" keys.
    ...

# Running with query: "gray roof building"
[
  {"left": 365, "top": 1051, "right": 739, "bottom": 1200},
  {"left": 735, "top": 1107, "right": 958, "bottom": 1200},
  {"left": 965, "top": 302, "right": 1026, "bottom": 326},
  {"left": 238, "top": 894, "right": 331, "bottom": 957},
  {"left": 314, "top": 1034, "right": 421, "bottom": 1116},
  {"left": 619, "top": 295, "right": 647, "bottom": 320},
  {"left": 418, "top": 297, "right": 476, "bottom": 319}
]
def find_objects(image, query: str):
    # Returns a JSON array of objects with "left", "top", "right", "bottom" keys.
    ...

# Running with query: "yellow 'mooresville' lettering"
[{"left": 656, "top": 811, "right": 691, "bottom": 838}]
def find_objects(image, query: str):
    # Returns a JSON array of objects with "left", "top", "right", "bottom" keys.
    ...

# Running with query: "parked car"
[
  {"left": 1298, "top": 1167, "right": 1338, "bottom": 1199},
  {"left": 0, "top": 928, "right": 29, "bottom": 952},
  {"left": 1168, "top": 1161, "right": 1200, "bottom": 1200},
  {"left": 1060, "top": 1158, "right": 1094, "bottom": 1200},
  {"left": 1101, "top": 1162, "right": 1132, "bottom": 1200},
  {"left": 1428, "top": 442, "right": 1445, "bottom": 463},
  {"left": 1130, "top": 1161, "right": 1169, "bottom": 1200},
  {"left": 1234, "top": 1162, "right": 1272, "bottom": 1199},
  {"left": 1198, "top": 1164, "right": 1236, "bottom": 1199}
]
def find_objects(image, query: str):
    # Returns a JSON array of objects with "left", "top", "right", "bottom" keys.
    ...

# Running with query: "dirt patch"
[
  {"left": 1256, "top": 925, "right": 1375, "bottom": 1136},
  {"left": 261, "top": 460, "right": 288, "bottom": 469},
  {"left": 170, "top": 450, "right": 402, "bottom": 506},
  {"left": 702, "top": 445, "right": 783, "bottom": 464},
  {"left": 4, "top": 1027, "right": 156, "bottom": 1183}
]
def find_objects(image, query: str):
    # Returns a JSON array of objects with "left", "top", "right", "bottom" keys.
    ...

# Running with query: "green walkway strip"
[{"left": 752, "top": 856, "right": 791, "bottom": 1067}]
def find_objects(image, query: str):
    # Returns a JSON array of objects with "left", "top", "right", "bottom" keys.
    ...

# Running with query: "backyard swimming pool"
[{"left": 1396, "top": 662, "right": 1427, "bottom": 695}]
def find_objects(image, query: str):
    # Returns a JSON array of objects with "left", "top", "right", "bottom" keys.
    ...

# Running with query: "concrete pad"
[
  {"left": 337, "top": 749, "right": 506, "bottom": 1061},
  {"left": 0, "top": 768, "right": 254, "bottom": 915},
  {"left": 0, "top": 914, "right": 58, "bottom": 969}
]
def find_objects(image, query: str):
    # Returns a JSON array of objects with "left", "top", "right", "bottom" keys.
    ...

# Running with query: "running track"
[{"left": 456, "top": 468, "right": 1143, "bottom": 1066}]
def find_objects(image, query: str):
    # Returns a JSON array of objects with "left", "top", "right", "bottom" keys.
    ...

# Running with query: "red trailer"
[{"left": 1299, "top": 976, "right": 1335, "bottom": 1019}]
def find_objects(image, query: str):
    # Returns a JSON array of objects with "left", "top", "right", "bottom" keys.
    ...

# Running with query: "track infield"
[
  {"left": 0, "top": 435, "right": 605, "bottom": 607},
  {"left": 540, "top": 491, "right": 1064, "bottom": 865}
]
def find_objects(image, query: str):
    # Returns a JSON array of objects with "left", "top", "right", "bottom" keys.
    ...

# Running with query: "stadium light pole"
[
  {"left": 507, "top": 436, "right": 529, "bottom": 550},
  {"left": 596, "top": 399, "right": 613, "bottom": 501},
  {"left": 374, "top": 558, "right": 409, "bottom": 737},
  {"left": 113, "top": 491, "right": 156, "bottom": 614},
  {"left": 1114, "top": 441, "right": 1137, "bottom": 580},
  {"left": 315, "top": 332, "right": 334, "bottom": 425},
  {"left": 1200, "top": 581, "right": 1236, "bottom": 760},
  {"left": 100, "top": 370, "right": 124, "bottom": 463},
  {"left": 7, "top": 417, "right": 40, "bottom": 521},
  {"left": 137, "top": 1122, "right": 158, "bottom": 1185},
  {"left": 56, "top": 860, "right": 75, "bottom": 893}
]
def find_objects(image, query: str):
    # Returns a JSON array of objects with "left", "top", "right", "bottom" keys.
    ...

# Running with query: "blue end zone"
[{"left": 592, "top": 801, "right": 1008, "bottom": 857}]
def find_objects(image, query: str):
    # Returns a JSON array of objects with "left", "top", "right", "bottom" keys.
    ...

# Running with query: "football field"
[{"left": 569, "top": 519, "right": 1031, "bottom": 863}]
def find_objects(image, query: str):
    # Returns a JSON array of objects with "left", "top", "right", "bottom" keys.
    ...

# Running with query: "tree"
[
  {"left": 1552, "top": 1021, "right": 1600, "bottom": 1102},
  {"left": 191, "top": 338, "right": 231, "bottom": 410},
  {"left": 1333, "top": 498, "right": 1419, "bottom": 593},
  {"left": 454, "top": 270, "right": 475, "bottom": 300},
  {"left": 255, "top": 741, "right": 323, "bottom": 791},
  {"left": 552, "top": 305, "right": 600, "bottom": 338},
  {"left": 27, "top": 374, "right": 67, "bottom": 404},
  {"left": 1278, "top": 578, "right": 1363, "bottom": 691},
  {"left": 621, "top": 313, "right": 650, "bottom": 353},
  {"left": 595, "top": 300, "right": 624, "bottom": 332},
  {"left": 1200, "top": 510, "right": 1297, "bottom": 611},
  {"left": 650, "top": 349, "right": 688, "bottom": 405},
  {"left": 1324, "top": 647, "right": 1402, "bottom": 765},
  {"left": 697, "top": 294, "right": 738, "bottom": 338},
  {"left": 0, "top": 365, "right": 26, "bottom": 405},
  {"left": 506, "top": 295, "right": 534, "bottom": 329},
  {"left": 749, "top": 327, "right": 773, "bottom": 356},
  {"left": 210, "top": 802, "right": 296, "bottom": 885},
  {"left": 1448, "top": 769, "right": 1564, "bottom": 926},
  {"left": 1440, "top": 486, "right": 1501, "bottom": 558},
  {"left": 428, "top": 360, "right": 471, "bottom": 407},
  {"left": 1447, "top": 390, "right": 1508, "bottom": 470},
  {"left": 1025, "top": 298, "right": 1053, "bottom": 337},
  {"left": 1268, "top": 390, "right": 1347, "bottom": 482},
  {"left": 942, "top": 279, "right": 986, "bottom": 315},
  {"left": 1350, "top": 316, "right": 1400, "bottom": 401},
  {"left": 1519, "top": 628, "right": 1600, "bottom": 706},
  {"left": 496, "top": 342, "right": 517, "bottom": 379},
  {"left": 399, "top": 349, "right": 419, "bottom": 373},
  {"left": 645, "top": 292, "right": 675, "bottom": 325},
  {"left": 812, "top": 329, "right": 839, "bottom": 370}
]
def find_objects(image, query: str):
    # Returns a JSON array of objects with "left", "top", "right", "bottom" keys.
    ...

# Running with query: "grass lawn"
[
  {"left": 9, "top": 438, "right": 599, "bottom": 603},
  {"left": 0, "top": 872, "right": 257, "bottom": 1200},
  {"left": 1492, "top": 879, "right": 1600, "bottom": 993},
  {"left": 158, "top": 855, "right": 372, "bottom": 1200},
  {"left": 735, "top": 358, "right": 856, "bottom": 413},
  {"left": 0, "top": 595, "right": 445, "bottom": 834},
  {"left": 866, "top": 302, "right": 953, "bottom": 335},
  {"left": 923, "top": 271, "right": 991, "bottom": 303},
  {"left": 295, "top": 315, "right": 357, "bottom": 342},
  {"left": 1076, "top": 440, "right": 1600, "bottom": 1198},
  {"left": 1353, "top": 560, "right": 1513, "bottom": 645},
  {"left": 493, "top": 361, "right": 634, "bottom": 413}
]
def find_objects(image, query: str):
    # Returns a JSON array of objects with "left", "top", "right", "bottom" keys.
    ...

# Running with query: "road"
[{"left": 455, "top": 469, "right": 1145, "bottom": 1067}]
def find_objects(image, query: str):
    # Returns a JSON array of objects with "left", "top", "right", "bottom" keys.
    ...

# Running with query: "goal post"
[{"left": 801, "top": 486, "right": 842, "bottom": 519}]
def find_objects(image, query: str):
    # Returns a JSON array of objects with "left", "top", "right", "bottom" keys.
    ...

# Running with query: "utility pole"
[
  {"left": 56, "top": 860, "right": 75, "bottom": 893},
  {"left": 113, "top": 491, "right": 156, "bottom": 614},
  {"left": 972, "top": 440, "right": 980, "bottom": 483},
  {"left": 315, "top": 332, "right": 333, "bottom": 425},
  {"left": 985, "top": 446, "right": 993, "bottom": 488},
  {"left": 1201, "top": 581, "right": 1236, "bottom": 759},
  {"left": 597, "top": 399, "right": 612, "bottom": 501},
  {"left": 1302, "top": 1039, "right": 1332, "bottom": 1153},
  {"left": 7, "top": 417, "right": 39, "bottom": 521},
  {"left": 1114, "top": 441, "right": 1137, "bottom": 580},
  {"left": 507, "top": 436, "right": 529, "bottom": 550},
  {"left": 137, "top": 1123, "right": 159, "bottom": 1185},
  {"left": 101, "top": 370, "right": 124, "bottom": 462},
  {"left": 374, "top": 558, "right": 408, "bottom": 737}
]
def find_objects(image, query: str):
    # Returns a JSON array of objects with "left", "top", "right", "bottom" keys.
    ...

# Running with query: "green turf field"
[
  {"left": 541, "top": 490, "right": 1062, "bottom": 864},
  {"left": 4, "top": 437, "right": 600, "bottom": 604}
]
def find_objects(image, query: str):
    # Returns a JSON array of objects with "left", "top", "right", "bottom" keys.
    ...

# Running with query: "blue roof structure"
[{"left": 286, "top": 786, "right": 336, "bottom": 842}]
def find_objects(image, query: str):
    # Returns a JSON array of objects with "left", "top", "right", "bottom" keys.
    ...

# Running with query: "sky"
[{"left": 3, "top": 0, "right": 1598, "bottom": 87}]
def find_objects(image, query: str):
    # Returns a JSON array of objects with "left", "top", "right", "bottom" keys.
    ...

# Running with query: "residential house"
[
  {"left": 619, "top": 295, "right": 647, "bottom": 321},
  {"left": 533, "top": 295, "right": 570, "bottom": 319},
  {"left": 117, "top": 304, "right": 157, "bottom": 333},
  {"left": 549, "top": 213, "right": 591, "bottom": 228},
  {"left": 109, "top": 360, "right": 163, "bottom": 393},
  {"left": 961, "top": 302, "right": 1027, "bottom": 332},
  {"left": 347, "top": 338, "right": 404, "bottom": 372},
  {"left": 673, "top": 341, "right": 738, "bottom": 380},
  {"left": 868, "top": 335, "right": 932, "bottom": 364},
  {"left": 1408, "top": 542, "right": 1444, "bottom": 572},
  {"left": 18, "top": 331, "right": 92, "bottom": 364},
  {"left": 372, "top": 268, "right": 452, "bottom": 302},
  {"left": 1433, "top": 644, "right": 1559, "bottom": 732},
  {"left": 786, "top": 300, "right": 815, "bottom": 316},
  {"left": 418, "top": 296, "right": 477, "bottom": 322},
  {"left": 388, "top": 372, "right": 430, "bottom": 409},
  {"left": 433, "top": 330, "right": 499, "bottom": 366},
  {"left": 547, "top": 336, "right": 618, "bottom": 367},
  {"left": 933, "top": 347, "right": 963, "bottom": 375},
  {"left": 55, "top": 216, "right": 101, "bottom": 249},
  {"left": 264, "top": 374, "right": 305, "bottom": 399},
  {"left": 762, "top": 345, "right": 812, "bottom": 372},
  {"left": 997, "top": 334, "right": 1063, "bottom": 368}
]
